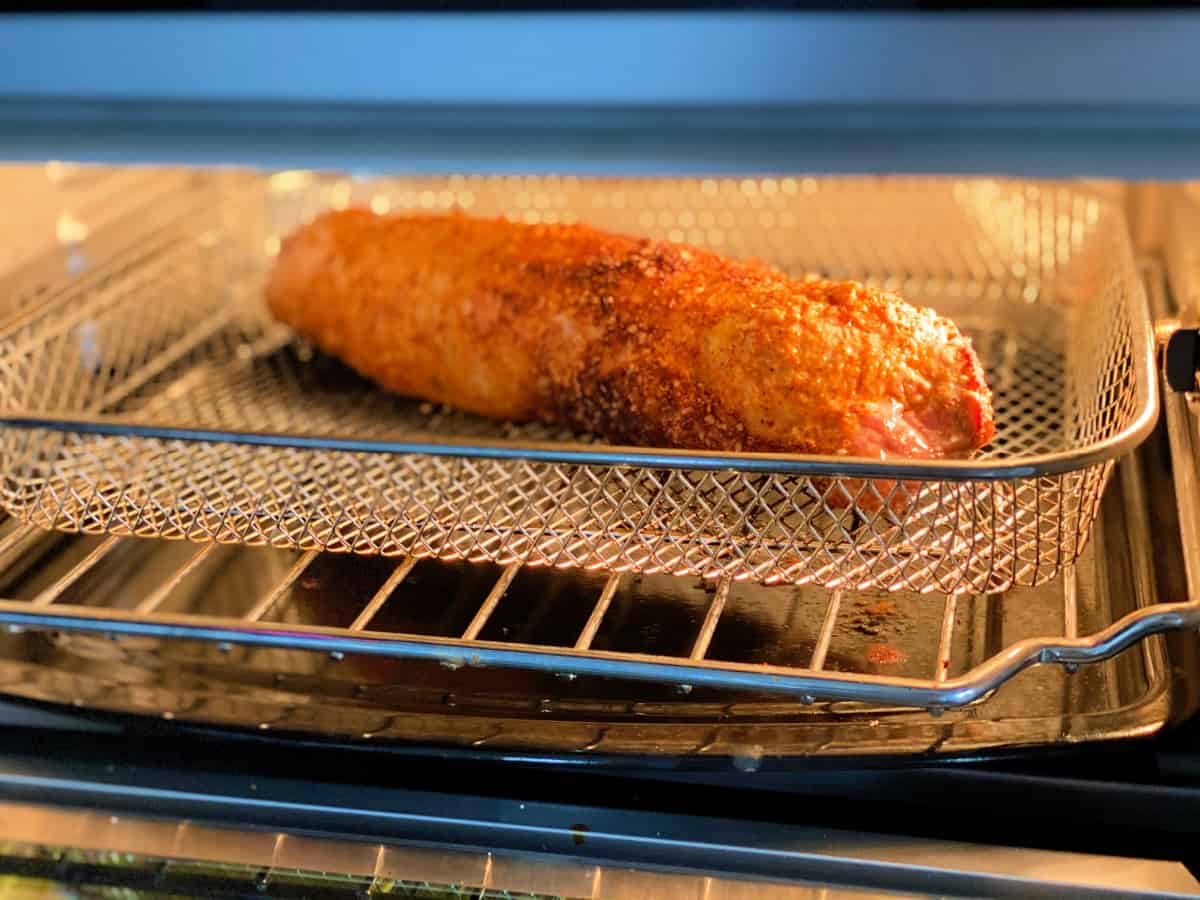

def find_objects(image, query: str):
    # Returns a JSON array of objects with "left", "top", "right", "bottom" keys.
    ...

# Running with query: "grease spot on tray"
[{"left": 866, "top": 643, "right": 906, "bottom": 666}]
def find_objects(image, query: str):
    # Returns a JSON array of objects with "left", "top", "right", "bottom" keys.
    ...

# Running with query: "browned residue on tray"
[{"left": 849, "top": 598, "right": 900, "bottom": 637}]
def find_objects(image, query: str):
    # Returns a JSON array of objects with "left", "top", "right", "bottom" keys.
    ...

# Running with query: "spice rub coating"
[{"left": 265, "top": 209, "right": 995, "bottom": 460}]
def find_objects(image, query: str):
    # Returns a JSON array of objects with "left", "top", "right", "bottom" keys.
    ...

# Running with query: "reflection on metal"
[
  {"left": 0, "top": 801, "right": 898, "bottom": 899},
  {"left": 0, "top": 797, "right": 1195, "bottom": 899}
]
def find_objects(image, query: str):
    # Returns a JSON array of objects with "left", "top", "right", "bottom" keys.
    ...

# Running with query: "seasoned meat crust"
[{"left": 266, "top": 209, "right": 995, "bottom": 460}]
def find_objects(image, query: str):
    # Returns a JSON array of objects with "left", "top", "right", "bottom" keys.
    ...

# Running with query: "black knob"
[{"left": 1165, "top": 327, "right": 1200, "bottom": 393}]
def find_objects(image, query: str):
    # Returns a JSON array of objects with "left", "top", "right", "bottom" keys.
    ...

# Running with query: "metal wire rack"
[
  {"left": 0, "top": 174, "right": 1160, "bottom": 594},
  {"left": 0, "top": 529, "right": 1100, "bottom": 711}
]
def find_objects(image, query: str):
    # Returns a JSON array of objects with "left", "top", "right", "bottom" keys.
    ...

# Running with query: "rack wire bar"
[
  {"left": 1063, "top": 564, "right": 1079, "bottom": 640},
  {"left": 242, "top": 550, "right": 319, "bottom": 623},
  {"left": 690, "top": 577, "right": 731, "bottom": 661},
  {"left": 30, "top": 535, "right": 122, "bottom": 608},
  {"left": 349, "top": 556, "right": 418, "bottom": 632},
  {"left": 0, "top": 524, "right": 46, "bottom": 564},
  {"left": 461, "top": 563, "right": 522, "bottom": 641},
  {"left": 809, "top": 589, "right": 843, "bottom": 671},
  {"left": 134, "top": 542, "right": 220, "bottom": 615},
  {"left": 575, "top": 574, "right": 621, "bottom": 651},
  {"left": 0, "top": 594, "right": 1195, "bottom": 709}
]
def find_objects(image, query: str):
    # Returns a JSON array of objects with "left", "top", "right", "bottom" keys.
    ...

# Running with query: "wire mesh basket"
[{"left": 0, "top": 172, "right": 1158, "bottom": 593}]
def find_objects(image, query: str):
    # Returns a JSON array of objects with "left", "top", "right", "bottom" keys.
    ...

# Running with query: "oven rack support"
[{"left": 0, "top": 545, "right": 1192, "bottom": 712}]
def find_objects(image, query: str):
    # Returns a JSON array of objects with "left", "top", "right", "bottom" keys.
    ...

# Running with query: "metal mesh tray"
[{"left": 0, "top": 173, "right": 1158, "bottom": 593}]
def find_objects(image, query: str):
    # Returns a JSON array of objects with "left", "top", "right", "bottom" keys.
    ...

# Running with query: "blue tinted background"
[{"left": 0, "top": 11, "right": 1198, "bottom": 175}]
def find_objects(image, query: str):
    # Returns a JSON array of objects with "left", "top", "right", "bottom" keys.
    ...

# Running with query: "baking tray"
[{"left": 0, "top": 172, "right": 1158, "bottom": 593}]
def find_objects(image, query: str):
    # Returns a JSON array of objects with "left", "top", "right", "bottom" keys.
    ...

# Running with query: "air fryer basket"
[{"left": 0, "top": 173, "right": 1157, "bottom": 594}]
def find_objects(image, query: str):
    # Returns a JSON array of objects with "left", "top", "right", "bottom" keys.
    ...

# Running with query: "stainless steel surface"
[
  {"left": 0, "top": 171, "right": 1157, "bottom": 594},
  {"left": 0, "top": 801, "right": 928, "bottom": 900},
  {"left": 0, "top": 782, "right": 1196, "bottom": 900}
]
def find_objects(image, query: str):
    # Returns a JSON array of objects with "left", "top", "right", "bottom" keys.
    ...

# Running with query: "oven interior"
[
  {"left": 0, "top": 167, "right": 1194, "bottom": 898},
  {"left": 2, "top": 3, "right": 1200, "bottom": 895}
]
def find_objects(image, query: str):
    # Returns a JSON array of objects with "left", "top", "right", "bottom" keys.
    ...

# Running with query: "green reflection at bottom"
[{"left": 0, "top": 846, "right": 579, "bottom": 900}]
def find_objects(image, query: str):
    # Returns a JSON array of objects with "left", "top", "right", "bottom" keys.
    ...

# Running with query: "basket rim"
[{"left": 0, "top": 359, "right": 1158, "bottom": 483}]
